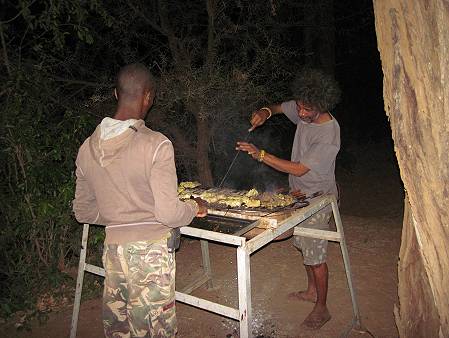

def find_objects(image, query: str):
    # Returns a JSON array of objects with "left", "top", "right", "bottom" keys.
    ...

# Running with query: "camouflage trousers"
[
  {"left": 102, "top": 238, "right": 176, "bottom": 338},
  {"left": 293, "top": 209, "right": 332, "bottom": 266}
]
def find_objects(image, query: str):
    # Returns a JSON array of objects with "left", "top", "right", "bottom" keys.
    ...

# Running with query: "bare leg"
[
  {"left": 301, "top": 263, "right": 331, "bottom": 330},
  {"left": 288, "top": 265, "right": 317, "bottom": 302}
]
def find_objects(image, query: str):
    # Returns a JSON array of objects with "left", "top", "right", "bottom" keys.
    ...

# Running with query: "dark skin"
[
  {"left": 114, "top": 67, "right": 207, "bottom": 217},
  {"left": 236, "top": 102, "right": 332, "bottom": 329}
]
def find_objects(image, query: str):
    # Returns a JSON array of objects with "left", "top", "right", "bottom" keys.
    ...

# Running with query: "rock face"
[{"left": 373, "top": 1, "right": 449, "bottom": 336}]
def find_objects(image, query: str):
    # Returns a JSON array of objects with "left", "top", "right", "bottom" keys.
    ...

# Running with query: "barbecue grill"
[
  {"left": 177, "top": 185, "right": 309, "bottom": 246},
  {"left": 70, "top": 194, "right": 363, "bottom": 338},
  {"left": 180, "top": 186, "right": 311, "bottom": 233},
  {"left": 189, "top": 200, "right": 308, "bottom": 239}
]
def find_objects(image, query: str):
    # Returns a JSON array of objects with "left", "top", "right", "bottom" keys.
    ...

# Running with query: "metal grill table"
[{"left": 70, "top": 194, "right": 361, "bottom": 338}]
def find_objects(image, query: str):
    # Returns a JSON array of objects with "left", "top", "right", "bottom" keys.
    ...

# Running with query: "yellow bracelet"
[
  {"left": 260, "top": 107, "right": 272, "bottom": 119},
  {"left": 258, "top": 149, "right": 266, "bottom": 162}
]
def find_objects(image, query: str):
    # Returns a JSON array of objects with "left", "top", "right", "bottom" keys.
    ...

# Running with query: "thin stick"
[
  {"left": 218, "top": 131, "right": 251, "bottom": 188},
  {"left": 218, "top": 150, "right": 241, "bottom": 188},
  {"left": 0, "top": 23, "right": 11, "bottom": 76}
]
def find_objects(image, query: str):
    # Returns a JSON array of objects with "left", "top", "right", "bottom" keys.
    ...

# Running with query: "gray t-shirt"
[{"left": 281, "top": 100, "right": 340, "bottom": 198}]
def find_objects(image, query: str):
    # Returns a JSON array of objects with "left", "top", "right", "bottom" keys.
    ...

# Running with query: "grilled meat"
[{"left": 178, "top": 182, "right": 294, "bottom": 210}]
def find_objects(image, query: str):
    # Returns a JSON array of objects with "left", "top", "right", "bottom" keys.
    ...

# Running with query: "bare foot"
[
  {"left": 300, "top": 306, "right": 331, "bottom": 330},
  {"left": 287, "top": 290, "right": 316, "bottom": 303}
]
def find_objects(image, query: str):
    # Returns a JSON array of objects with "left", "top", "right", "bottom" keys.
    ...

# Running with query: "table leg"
[
  {"left": 237, "top": 246, "right": 252, "bottom": 338},
  {"left": 70, "top": 224, "right": 90, "bottom": 338},
  {"left": 200, "top": 240, "right": 214, "bottom": 289},
  {"left": 332, "top": 200, "right": 362, "bottom": 328}
]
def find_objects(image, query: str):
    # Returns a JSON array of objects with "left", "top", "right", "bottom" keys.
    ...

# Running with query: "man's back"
[
  {"left": 73, "top": 119, "right": 198, "bottom": 244},
  {"left": 72, "top": 63, "right": 207, "bottom": 338}
]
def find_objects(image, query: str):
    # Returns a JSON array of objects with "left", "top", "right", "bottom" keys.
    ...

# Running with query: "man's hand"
[
  {"left": 275, "top": 187, "right": 288, "bottom": 194},
  {"left": 249, "top": 109, "right": 271, "bottom": 132},
  {"left": 194, "top": 197, "right": 208, "bottom": 217},
  {"left": 236, "top": 141, "right": 260, "bottom": 160},
  {"left": 290, "top": 189, "right": 306, "bottom": 199}
]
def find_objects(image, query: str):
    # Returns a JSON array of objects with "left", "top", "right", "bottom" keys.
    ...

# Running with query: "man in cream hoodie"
[{"left": 73, "top": 63, "right": 207, "bottom": 337}]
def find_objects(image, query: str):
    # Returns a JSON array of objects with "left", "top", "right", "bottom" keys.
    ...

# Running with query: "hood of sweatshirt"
[{"left": 89, "top": 118, "right": 145, "bottom": 167}]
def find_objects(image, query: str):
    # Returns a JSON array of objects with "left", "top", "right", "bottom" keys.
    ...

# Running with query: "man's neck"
[
  {"left": 113, "top": 113, "right": 134, "bottom": 121},
  {"left": 314, "top": 112, "right": 332, "bottom": 124},
  {"left": 114, "top": 105, "right": 141, "bottom": 121}
]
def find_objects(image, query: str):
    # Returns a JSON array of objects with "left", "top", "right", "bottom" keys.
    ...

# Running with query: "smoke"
[{"left": 215, "top": 116, "right": 293, "bottom": 192}]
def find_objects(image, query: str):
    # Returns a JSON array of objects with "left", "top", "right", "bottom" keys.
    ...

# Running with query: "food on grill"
[
  {"left": 195, "top": 191, "right": 261, "bottom": 208},
  {"left": 177, "top": 184, "right": 294, "bottom": 210},
  {"left": 244, "top": 198, "right": 261, "bottom": 208},
  {"left": 259, "top": 192, "right": 295, "bottom": 209},
  {"left": 217, "top": 196, "right": 245, "bottom": 208},
  {"left": 245, "top": 188, "right": 259, "bottom": 198},
  {"left": 180, "top": 181, "right": 201, "bottom": 189},
  {"left": 178, "top": 191, "right": 193, "bottom": 200},
  {"left": 199, "top": 191, "right": 227, "bottom": 204},
  {"left": 178, "top": 181, "right": 201, "bottom": 193}
]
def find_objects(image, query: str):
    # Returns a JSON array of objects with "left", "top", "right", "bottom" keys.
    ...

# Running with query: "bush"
[{"left": 0, "top": 67, "right": 99, "bottom": 316}]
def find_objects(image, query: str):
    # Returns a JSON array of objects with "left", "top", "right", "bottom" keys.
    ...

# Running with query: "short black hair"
[
  {"left": 116, "top": 63, "right": 156, "bottom": 99},
  {"left": 291, "top": 68, "right": 341, "bottom": 112}
]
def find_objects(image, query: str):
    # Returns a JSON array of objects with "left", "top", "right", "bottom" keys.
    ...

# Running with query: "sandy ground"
[
  {"left": 3, "top": 218, "right": 403, "bottom": 338},
  {"left": 2, "top": 142, "right": 404, "bottom": 338}
]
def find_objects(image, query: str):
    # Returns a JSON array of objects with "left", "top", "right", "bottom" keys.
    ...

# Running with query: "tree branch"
[
  {"left": 125, "top": 1, "right": 165, "bottom": 35},
  {"left": 0, "top": 0, "right": 38, "bottom": 24},
  {"left": 206, "top": 0, "right": 217, "bottom": 65},
  {"left": 0, "top": 23, "right": 11, "bottom": 76},
  {"left": 52, "top": 76, "right": 113, "bottom": 87},
  {"left": 158, "top": 1, "right": 184, "bottom": 65},
  {"left": 0, "top": 87, "right": 11, "bottom": 97}
]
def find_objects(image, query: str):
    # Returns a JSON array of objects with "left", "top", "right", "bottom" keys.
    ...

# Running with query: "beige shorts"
[{"left": 293, "top": 210, "right": 332, "bottom": 266}]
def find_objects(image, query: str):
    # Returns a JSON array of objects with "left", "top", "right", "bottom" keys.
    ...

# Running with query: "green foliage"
[
  {"left": 0, "top": 67, "right": 99, "bottom": 316},
  {"left": 0, "top": 0, "right": 112, "bottom": 316},
  {"left": 11, "top": 0, "right": 113, "bottom": 50},
  {"left": 149, "top": 63, "right": 270, "bottom": 179},
  {"left": 0, "top": 0, "right": 304, "bottom": 317}
]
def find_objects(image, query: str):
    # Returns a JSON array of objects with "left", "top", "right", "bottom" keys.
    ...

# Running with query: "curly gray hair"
[{"left": 291, "top": 68, "right": 341, "bottom": 112}]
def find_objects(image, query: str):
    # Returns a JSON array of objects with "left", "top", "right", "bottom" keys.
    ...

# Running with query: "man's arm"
[
  {"left": 149, "top": 140, "right": 206, "bottom": 227},
  {"left": 261, "top": 151, "right": 310, "bottom": 177},
  {"left": 249, "top": 103, "right": 283, "bottom": 131},
  {"left": 236, "top": 141, "right": 310, "bottom": 177},
  {"left": 73, "top": 163, "right": 103, "bottom": 224}
]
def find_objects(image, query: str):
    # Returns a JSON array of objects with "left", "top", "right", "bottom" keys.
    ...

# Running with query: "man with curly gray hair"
[{"left": 236, "top": 68, "right": 341, "bottom": 330}]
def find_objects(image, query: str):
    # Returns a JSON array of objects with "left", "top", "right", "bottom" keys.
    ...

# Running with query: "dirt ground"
[{"left": 3, "top": 142, "right": 404, "bottom": 338}]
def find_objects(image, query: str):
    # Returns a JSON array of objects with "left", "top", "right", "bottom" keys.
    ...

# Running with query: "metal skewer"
[{"left": 218, "top": 131, "right": 251, "bottom": 188}]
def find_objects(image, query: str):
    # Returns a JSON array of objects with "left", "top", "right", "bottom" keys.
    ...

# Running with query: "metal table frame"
[{"left": 70, "top": 194, "right": 361, "bottom": 338}]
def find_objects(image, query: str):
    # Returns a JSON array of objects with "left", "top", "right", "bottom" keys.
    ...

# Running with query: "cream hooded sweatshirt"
[{"left": 73, "top": 118, "right": 198, "bottom": 244}]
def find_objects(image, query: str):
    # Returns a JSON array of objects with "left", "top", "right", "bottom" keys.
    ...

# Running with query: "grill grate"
[
  {"left": 179, "top": 187, "right": 309, "bottom": 213},
  {"left": 189, "top": 214, "right": 253, "bottom": 235}
]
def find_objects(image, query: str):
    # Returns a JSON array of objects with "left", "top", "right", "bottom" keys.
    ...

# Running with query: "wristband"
[
  {"left": 260, "top": 107, "right": 272, "bottom": 119},
  {"left": 258, "top": 149, "right": 266, "bottom": 162}
]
